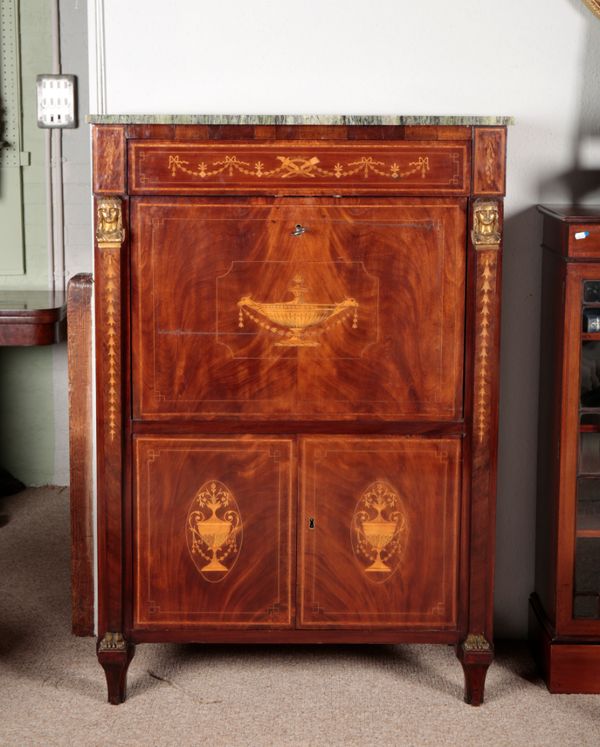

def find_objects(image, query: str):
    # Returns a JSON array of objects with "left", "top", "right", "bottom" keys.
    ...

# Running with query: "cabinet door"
[
  {"left": 557, "top": 271, "right": 600, "bottom": 635},
  {"left": 133, "top": 436, "right": 293, "bottom": 629},
  {"left": 131, "top": 197, "right": 466, "bottom": 421},
  {"left": 298, "top": 437, "right": 461, "bottom": 628}
]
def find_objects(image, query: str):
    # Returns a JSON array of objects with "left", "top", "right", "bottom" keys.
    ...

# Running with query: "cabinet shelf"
[
  {"left": 576, "top": 517, "right": 600, "bottom": 537},
  {"left": 577, "top": 504, "right": 600, "bottom": 537},
  {"left": 576, "top": 529, "right": 600, "bottom": 538},
  {"left": 582, "top": 333, "right": 600, "bottom": 341},
  {"left": 579, "top": 424, "right": 600, "bottom": 433},
  {"left": 580, "top": 407, "right": 600, "bottom": 415}
]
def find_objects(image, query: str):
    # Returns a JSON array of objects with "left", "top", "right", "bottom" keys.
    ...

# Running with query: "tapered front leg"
[
  {"left": 97, "top": 632, "right": 135, "bottom": 704},
  {"left": 457, "top": 634, "right": 494, "bottom": 706}
]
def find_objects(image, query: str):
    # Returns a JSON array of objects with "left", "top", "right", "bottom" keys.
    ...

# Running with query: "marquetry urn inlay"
[
  {"left": 350, "top": 481, "right": 408, "bottom": 582},
  {"left": 186, "top": 480, "right": 243, "bottom": 583},
  {"left": 237, "top": 275, "right": 359, "bottom": 347}
]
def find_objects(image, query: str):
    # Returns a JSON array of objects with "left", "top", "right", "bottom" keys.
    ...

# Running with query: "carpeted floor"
[{"left": 0, "top": 487, "right": 598, "bottom": 746}]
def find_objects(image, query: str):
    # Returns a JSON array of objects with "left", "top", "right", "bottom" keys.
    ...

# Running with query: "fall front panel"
[
  {"left": 299, "top": 437, "right": 461, "bottom": 628},
  {"left": 133, "top": 436, "right": 293, "bottom": 628},
  {"left": 131, "top": 198, "right": 466, "bottom": 420}
]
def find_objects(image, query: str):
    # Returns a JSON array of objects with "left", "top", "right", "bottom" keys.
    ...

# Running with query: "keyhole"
[
  {"left": 292, "top": 224, "right": 306, "bottom": 236},
  {"left": 308, "top": 517, "right": 315, "bottom": 529}
]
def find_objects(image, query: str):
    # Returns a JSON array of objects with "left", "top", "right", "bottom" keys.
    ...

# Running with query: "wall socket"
[{"left": 36, "top": 74, "right": 77, "bottom": 128}]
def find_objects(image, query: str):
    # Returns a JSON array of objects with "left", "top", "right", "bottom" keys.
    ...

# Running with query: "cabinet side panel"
[
  {"left": 534, "top": 246, "right": 565, "bottom": 623},
  {"left": 541, "top": 219, "right": 569, "bottom": 257}
]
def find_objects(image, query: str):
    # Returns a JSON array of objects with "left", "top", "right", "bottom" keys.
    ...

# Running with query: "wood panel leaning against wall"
[{"left": 67, "top": 274, "right": 94, "bottom": 636}]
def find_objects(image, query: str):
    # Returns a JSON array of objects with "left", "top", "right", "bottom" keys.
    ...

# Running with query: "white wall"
[
  {"left": 52, "top": 0, "right": 92, "bottom": 485},
  {"left": 61, "top": 0, "right": 92, "bottom": 280},
  {"left": 88, "top": 0, "right": 600, "bottom": 637}
]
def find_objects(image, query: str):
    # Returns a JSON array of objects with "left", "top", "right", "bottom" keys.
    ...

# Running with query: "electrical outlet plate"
[{"left": 36, "top": 74, "right": 77, "bottom": 129}]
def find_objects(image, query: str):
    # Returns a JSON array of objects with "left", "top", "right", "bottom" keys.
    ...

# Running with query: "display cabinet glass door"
[{"left": 576, "top": 279, "right": 600, "bottom": 621}]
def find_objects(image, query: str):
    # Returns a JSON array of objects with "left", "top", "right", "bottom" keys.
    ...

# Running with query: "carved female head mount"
[
  {"left": 96, "top": 196, "right": 125, "bottom": 244},
  {"left": 472, "top": 199, "right": 501, "bottom": 246}
]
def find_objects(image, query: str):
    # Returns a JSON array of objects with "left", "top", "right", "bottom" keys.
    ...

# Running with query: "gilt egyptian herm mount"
[{"left": 89, "top": 113, "right": 511, "bottom": 705}]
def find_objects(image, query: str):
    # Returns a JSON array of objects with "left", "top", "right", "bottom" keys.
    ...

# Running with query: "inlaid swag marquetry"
[{"left": 129, "top": 142, "right": 470, "bottom": 194}]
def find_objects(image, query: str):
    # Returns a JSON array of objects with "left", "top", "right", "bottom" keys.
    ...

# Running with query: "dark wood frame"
[
  {"left": 67, "top": 274, "right": 95, "bottom": 636},
  {"left": 530, "top": 206, "right": 600, "bottom": 693},
  {"left": 91, "top": 122, "right": 507, "bottom": 705}
]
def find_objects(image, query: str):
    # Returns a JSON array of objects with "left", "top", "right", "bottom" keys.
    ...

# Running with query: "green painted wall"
[
  {"left": 0, "top": 347, "right": 56, "bottom": 484},
  {"left": 0, "top": 1, "right": 56, "bottom": 485}
]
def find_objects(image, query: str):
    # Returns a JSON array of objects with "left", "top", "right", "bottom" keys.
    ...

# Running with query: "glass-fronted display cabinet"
[
  {"left": 576, "top": 282, "right": 600, "bottom": 620},
  {"left": 530, "top": 206, "right": 600, "bottom": 693}
]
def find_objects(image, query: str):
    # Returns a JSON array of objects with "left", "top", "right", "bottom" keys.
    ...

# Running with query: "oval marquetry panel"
[
  {"left": 350, "top": 481, "right": 407, "bottom": 583},
  {"left": 185, "top": 480, "right": 243, "bottom": 583}
]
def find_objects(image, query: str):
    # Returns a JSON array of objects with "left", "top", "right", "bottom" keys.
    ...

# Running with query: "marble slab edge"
[{"left": 86, "top": 114, "right": 514, "bottom": 126}]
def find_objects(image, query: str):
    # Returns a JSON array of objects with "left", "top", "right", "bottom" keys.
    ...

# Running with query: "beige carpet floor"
[{"left": 0, "top": 486, "right": 598, "bottom": 746}]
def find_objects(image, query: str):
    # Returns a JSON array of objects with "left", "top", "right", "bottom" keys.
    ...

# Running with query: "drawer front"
[
  {"left": 132, "top": 197, "right": 466, "bottom": 421},
  {"left": 133, "top": 436, "right": 293, "bottom": 628},
  {"left": 129, "top": 141, "right": 470, "bottom": 195},
  {"left": 567, "top": 223, "right": 600, "bottom": 258},
  {"left": 299, "top": 436, "right": 461, "bottom": 628}
]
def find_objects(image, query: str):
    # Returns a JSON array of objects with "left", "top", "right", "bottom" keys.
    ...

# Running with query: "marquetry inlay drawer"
[
  {"left": 567, "top": 223, "right": 600, "bottom": 258},
  {"left": 128, "top": 141, "right": 471, "bottom": 195}
]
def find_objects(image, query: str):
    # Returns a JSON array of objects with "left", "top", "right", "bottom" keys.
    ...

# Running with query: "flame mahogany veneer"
[{"left": 91, "top": 122, "right": 507, "bottom": 705}]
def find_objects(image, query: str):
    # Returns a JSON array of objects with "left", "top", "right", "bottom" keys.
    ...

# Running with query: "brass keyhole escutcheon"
[
  {"left": 308, "top": 517, "right": 315, "bottom": 529},
  {"left": 291, "top": 224, "right": 306, "bottom": 237}
]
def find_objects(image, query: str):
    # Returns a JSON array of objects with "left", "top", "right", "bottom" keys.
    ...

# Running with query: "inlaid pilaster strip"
[
  {"left": 474, "top": 251, "right": 498, "bottom": 444},
  {"left": 468, "top": 198, "right": 502, "bottom": 638},
  {"left": 95, "top": 196, "right": 126, "bottom": 634}
]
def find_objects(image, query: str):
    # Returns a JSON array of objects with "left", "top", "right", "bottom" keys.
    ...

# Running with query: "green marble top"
[{"left": 86, "top": 114, "right": 514, "bottom": 126}]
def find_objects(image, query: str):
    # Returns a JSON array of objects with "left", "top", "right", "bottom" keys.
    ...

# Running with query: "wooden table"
[
  {"left": 0, "top": 289, "right": 67, "bottom": 346},
  {"left": 0, "top": 289, "right": 67, "bottom": 496}
]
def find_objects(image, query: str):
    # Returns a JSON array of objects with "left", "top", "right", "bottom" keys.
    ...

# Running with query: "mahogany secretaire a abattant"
[{"left": 89, "top": 115, "right": 510, "bottom": 705}]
